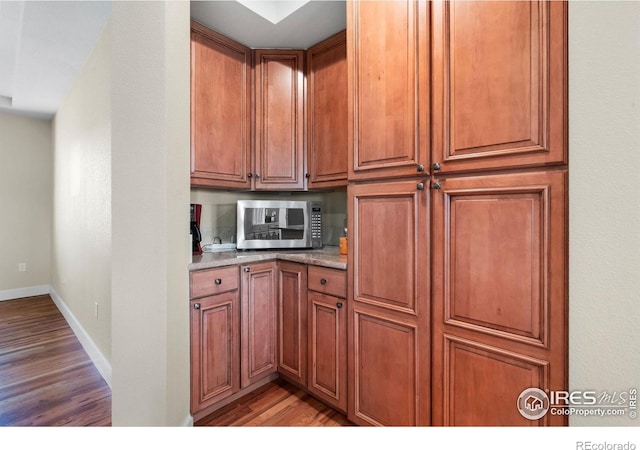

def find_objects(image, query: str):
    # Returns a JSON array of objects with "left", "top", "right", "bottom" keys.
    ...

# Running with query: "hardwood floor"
[
  {"left": 195, "top": 380, "right": 352, "bottom": 426},
  {"left": 0, "top": 295, "right": 111, "bottom": 426}
]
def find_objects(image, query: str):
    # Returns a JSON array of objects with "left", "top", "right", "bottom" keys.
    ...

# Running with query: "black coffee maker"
[{"left": 190, "top": 203, "right": 202, "bottom": 255}]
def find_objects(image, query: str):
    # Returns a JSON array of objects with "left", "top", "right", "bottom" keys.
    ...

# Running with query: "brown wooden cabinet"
[
  {"left": 306, "top": 31, "right": 348, "bottom": 188},
  {"left": 347, "top": 179, "right": 430, "bottom": 425},
  {"left": 430, "top": 169, "right": 568, "bottom": 426},
  {"left": 190, "top": 22, "right": 251, "bottom": 189},
  {"left": 308, "top": 267, "right": 348, "bottom": 413},
  {"left": 347, "top": 0, "right": 430, "bottom": 181},
  {"left": 241, "top": 261, "right": 278, "bottom": 388},
  {"left": 189, "top": 267, "right": 240, "bottom": 413},
  {"left": 431, "top": 1, "right": 567, "bottom": 174},
  {"left": 277, "top": 261, "right": 308, "bottom": 387},
  {"left": 254, "top": 50, "right": 306, "bottom": 190}
]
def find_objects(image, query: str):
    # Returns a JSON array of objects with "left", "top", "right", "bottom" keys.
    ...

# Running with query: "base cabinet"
[
  {"left": 307, "top": 281, "right": 347, "bottom": 413},
  {"left": 241, "top": 262, "right": 278, "bottom": 388},
  {"left": 190, "top": 293, "right": 240, "bottom": 413},
  {"left": 277, "top": 261, "right": 308, "bottom": 387}
]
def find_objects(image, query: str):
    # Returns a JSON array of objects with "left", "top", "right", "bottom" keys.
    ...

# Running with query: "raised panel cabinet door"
[
  {"left": 431, "top": 1, "right": 568, "bottom": 174},
  {"left": 190, "top": 22, "right": 251, "bottom": 189},
  {"left": 347, "top": 179, "right": 430, "bottom": 426},
  {"left": 241, "top": 262, "right": 278, "bottom": 388},
  {"left": 348, "top": 304, "right": 429, "bottom": 426},
  {"left": 308, "top": 292, "right": 347, "bottom": 413},
  {"left": 347, "top": 0, "right": 430, "bottom": 180},
  {"left": 348, "top": 180, "right": 429, "bottom": 316},
  {"left": 277, "top": 261, "right": 308, "bottom": 387},
  {"left": 190, "top": 292, "right": 240, "bottom": 414},
  {"left": 307, "top": 30, "right": 348, "bottom": 188},
  {"left": 431, "top": 169, "right": 567, "bottom": 426},
  {"left": 254, "top": 50, "right": 305, "bottom": 190}
]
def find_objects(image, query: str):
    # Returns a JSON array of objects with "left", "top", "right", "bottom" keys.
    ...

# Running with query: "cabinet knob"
[
  {"left": 417, "top": 164, "right": 424, "bottom": 173},
  {"left": 194, "top": 303, "right": 201, "bottom": 310},
  {"left": 255, "top": 173, "right": 260, "bottom": 179},
  {"left": 336, "top": 302, "right": 343, "bottom": 309},
  {"left": 244, "top": 267, "right": 250, "bottom": 273},
  {"left": 248, "top": 173, "right": 252, "bottom": 178},
  {"left": 432, "top": 163, "right": 441, "bottom": 171},
  {"left": 433, "top": 182, "right": 442, "bottom": 190},
  {"left": 417, "top": 183, "right": 425, "bottom": 190},
  {"left": 320, "top": 278, "right": 327, "bottom": 285},
  {"left": 215, "top": 278, "right": 222, "bottom": 285},
  {"left": 305, "top": 173, "right": 310, "bottom": 178}
]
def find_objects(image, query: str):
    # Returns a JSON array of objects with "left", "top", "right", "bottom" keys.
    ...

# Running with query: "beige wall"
[
  {"left": 110, "top": 1, "right": 191, "bottom": 426},
  {"left": 0, "top": 112, "right": 52, "bottom": 297},
  {"left": 569, "top": 1, "right": 640, "bottom": 426},
  {"left": 52, "top": 22, "right": 112, "bottom": 363}
]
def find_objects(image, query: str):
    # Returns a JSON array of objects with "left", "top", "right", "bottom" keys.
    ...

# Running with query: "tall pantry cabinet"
[{"left": 347, "top": 0, "right": 568, "bottom": 426}]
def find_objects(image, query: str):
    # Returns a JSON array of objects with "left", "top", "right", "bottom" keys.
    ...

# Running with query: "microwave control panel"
[{"left": 311, "top": 202, "right": 322, "bottom": 249}]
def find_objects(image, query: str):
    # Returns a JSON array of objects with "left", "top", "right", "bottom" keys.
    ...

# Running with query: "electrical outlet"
[
  {"left": 94, "top": 302, "right": 99, "bottom": 319},
  {"left": 18, "top": 263, "right": 27, "bottom": 272}
]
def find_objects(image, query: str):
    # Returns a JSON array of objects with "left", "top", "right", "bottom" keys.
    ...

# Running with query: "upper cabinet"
[
  {"left": 190, "top": 22, "right": 252, "bottom": 189},
  {"left": 254, "top": 50, "right": 306, "bottom": 190},
  {"left": 347, "top": 0, "right": 430, "bottom": 181},
  {"left": 306, "top": 31, "right": 348, "bottom": 189},
  {"left": 190, "top": 22, "right": 348, "bottom": 191},
  {"left": 431, "top": 1, "right": 567, "bottom": 174}
]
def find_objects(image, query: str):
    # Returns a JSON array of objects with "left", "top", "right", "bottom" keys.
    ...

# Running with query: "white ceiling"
[
  {"left": 191, "top": 1, "right": 346, "bottom": 49},
  {"left": 0, "top": 1, "right": 111, "bottom": 119},
  {"left": 0, "top": 1, "right": 345, "bottom": 120}
]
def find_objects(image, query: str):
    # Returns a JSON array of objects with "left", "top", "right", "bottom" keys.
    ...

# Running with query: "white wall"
[
  {"left": 110, "top": 1, "right": 191, "bottom": 426},
  {"left": 569, "top": 1, "right": 640, "bottom": 426},
  {"left": 0, "top": 112, "right": 51, "bottom": 299},
  {"left": 52, "top": 21, "right": 111, "bottom": 367}
]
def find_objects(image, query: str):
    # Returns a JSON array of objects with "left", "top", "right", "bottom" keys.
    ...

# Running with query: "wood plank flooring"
[
  {"left": 0, "top": 295, "right": 111, "bottom": 426},
  {"left": 195, "top": 379, "right": 352, "bottom": 426}
]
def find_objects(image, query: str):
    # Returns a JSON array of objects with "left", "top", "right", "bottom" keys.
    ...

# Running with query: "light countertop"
[{"left": 189, "top": 246, "right": 347, "bottom": 271}]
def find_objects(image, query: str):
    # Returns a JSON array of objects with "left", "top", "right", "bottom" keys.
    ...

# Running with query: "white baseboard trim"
[
  {"left": 0, "top": 284, "right": 50, "bottom": 301},
  {"left": 182, "top": 415, "right": 194, "bottom": 427},
  {"left": 49, "top": 287, "right": 112, "bottom": 388}
]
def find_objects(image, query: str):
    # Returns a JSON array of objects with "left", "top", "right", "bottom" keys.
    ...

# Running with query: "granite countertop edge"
[{"left": 189, "top": 247, "right": 347, "bottom": 271}]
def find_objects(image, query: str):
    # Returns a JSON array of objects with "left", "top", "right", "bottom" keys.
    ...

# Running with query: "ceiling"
[
  {"left": 0, "top": 1, "right": 111, "bottom": 119},
  {"left": 0, "top": 1, "right": 345, "bottom": 120}
]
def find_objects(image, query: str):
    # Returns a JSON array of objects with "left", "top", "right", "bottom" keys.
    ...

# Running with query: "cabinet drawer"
[
  {"left": 308, "top": 265, "right": 346, "bottom": 299},
  {"left": 190, "top": 266, "right": 239, "bottom": 299}
]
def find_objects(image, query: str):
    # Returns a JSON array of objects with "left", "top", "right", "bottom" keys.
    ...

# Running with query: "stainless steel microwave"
[{"left": 236, "top": 200, "right": 322, "bottom": 250}]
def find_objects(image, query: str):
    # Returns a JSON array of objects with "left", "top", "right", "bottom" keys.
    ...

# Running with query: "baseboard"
[
  {"left": 49, "top": 287, "right": 112, "bottom": 388},
  {"left": 182, "top": 415, "right": 194, "bottom": 427},
  {"left": 0, "top": 284, "right": 50, "bottom": 301}
]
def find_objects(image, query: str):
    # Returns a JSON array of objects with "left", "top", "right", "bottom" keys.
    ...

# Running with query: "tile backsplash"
[{"left": 191, "top": 188, "right": 347, "bottom": 247}]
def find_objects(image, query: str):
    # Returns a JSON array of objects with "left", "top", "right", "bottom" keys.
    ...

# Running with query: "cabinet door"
[
  {"left": 190, "top": 292, "right": 240, "bottom": 413},
  {"left": 307, "top": 31, "right": 348, "bottom": 189},
  {"left": 254, "top": 50, "right": 305, "bottom": 190},
  {"left": 277, "top": 261, "right": 308, "bottom": 387},
  {"left": 308, "top": 292, "right": 347, "bottom": 413},
  {"left": 347, "top": 180, "right": 430, "bottom": 425},
  {"left": 240, "top": 261, "right": 278, "bottom": 388},
  {"left": 347, "top": 0, "right": 430, "bottom": 180},
  {"left": 190, "top": 22, "right": 251, "bottom": 189},
  {"left": 431, "top": 1, "right": 567, "bottom": 174},
  {"left": 431, "top": 170, "right": 567, "bottom": 426}
]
